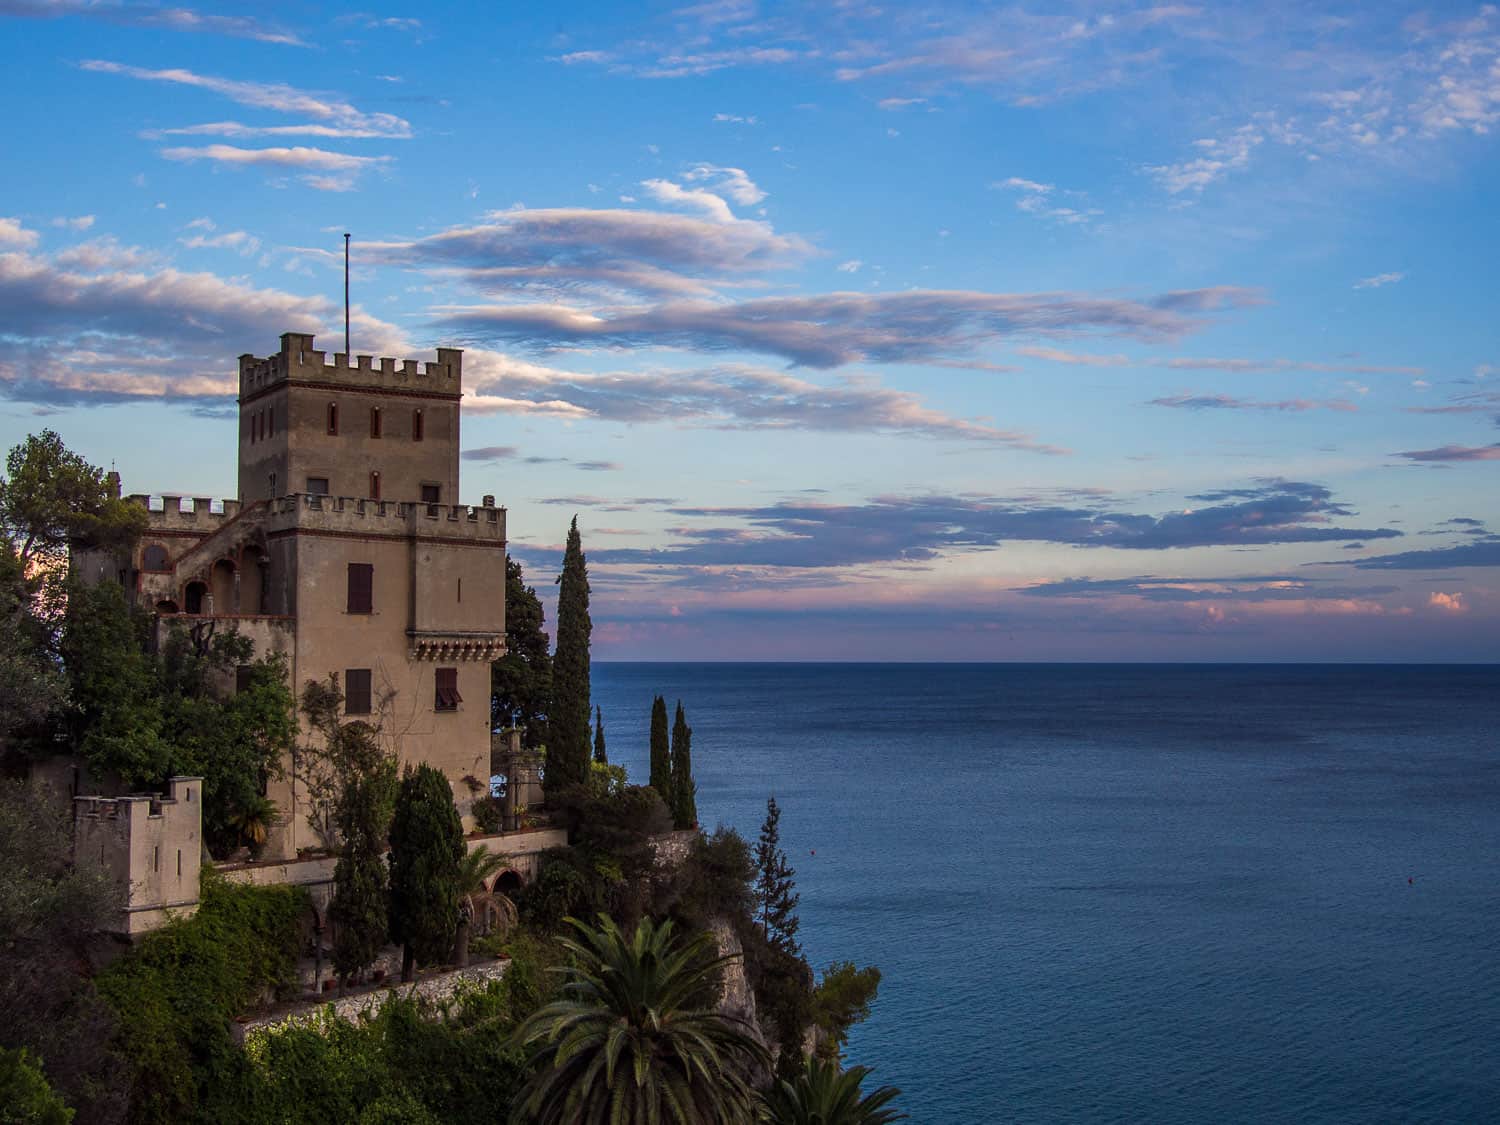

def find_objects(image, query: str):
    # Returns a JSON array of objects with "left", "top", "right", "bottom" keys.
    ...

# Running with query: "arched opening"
[
  {"left": 156, "top": 599, "right": 179, "bottom": 615},
  {"left": 412, "top": 408, "right": 424, "bottom": 442},
  {"left": 184, "top": 582, "right": 206, "bottom": 615},
  {"left": 369, "top": 471, "right": 381, "bottom": 501},
  {"left": 494, "top": 870, "right": 523, "bottom": 897},
  {"left": 142, "top": 544, "right": 170, "bottom": 571},
  {"left": 239, "top": 546, "right": 266, "bottom": 614},
  {"left": 370, "top": 406, "right": 382, "bottom": 438},
  {"left": 327, "top": 402, "right": 339, "bottom": 436},
  {"left": 210, "top": 559, "right": 236, "bottom": 614}
]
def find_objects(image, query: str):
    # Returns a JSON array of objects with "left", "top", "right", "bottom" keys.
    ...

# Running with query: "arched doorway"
[
  {"left": 239, "top": 546, "right": 267, "bottom": 615},
  {"left": 494, "top": 869, "right": 524, "bottom": 897},
  {"left": 183, "top": 581, "right": 206, "bottom": 614},
  {"left": 142, "top": 544, "right": 170, "bottom": 570},
  {"left": 210, "top": 559, "right": 236, "bottom": 614},
  {"left": 156, "top": 599, "right": 179, "bottom": 615}
]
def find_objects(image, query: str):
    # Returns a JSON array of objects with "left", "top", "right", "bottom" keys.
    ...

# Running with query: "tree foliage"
[
  {"left": 592, "top": 705, "right": 607, "bottom": 764},
  {"left": 811, "top": 963, "right": 883, "bottom": 1061},
  {"left": 0, "top": 429, "right": 145, "bottom": 573},
  {"left": 0, "top": 1047, "right": 75, "bottom": 1125},
  {"left": 755, "top": 797, "right": 801, "bottom": 958},
  {"left": 546, "top": 517, "right": 591, "bottom": 796},
  {"left": 511, "top": 916, "right": 768, "bottom": 1124},
  {"left": 491, "top": 557, "right": 551, "bottom": 750},
  {"left": 760, "top": 1055, "right": 905, "bottom": 1124},
  {"left": 0, "top": 779, "right": 126, "bottom": 1124},
  {"left": 387, "top": 765, "right": 465, "bottom": 980},
  {"left": 649, "top": 694, "right": 672, "bottom": 807},
  {"left": 330, "top": 724, "right": 397, "bottom": 985},
  {"left": 670, "top": 701, "right": 697, "bottom": 830}
]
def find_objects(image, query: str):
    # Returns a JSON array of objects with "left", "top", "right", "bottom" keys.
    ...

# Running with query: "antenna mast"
[{"left": 343, "top": 232, "right": 351, "bottom": 358}]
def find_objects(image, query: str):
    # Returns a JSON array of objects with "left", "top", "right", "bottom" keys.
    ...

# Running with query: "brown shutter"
[
  {"left": 435, "top": 667, "right": 461, "bottom": 711},
  {"left": 345, "top": 668, "right": 372, "bottom": 715},
  {"left": 347, "top": 563, "right": 373, "bottom": 614}
]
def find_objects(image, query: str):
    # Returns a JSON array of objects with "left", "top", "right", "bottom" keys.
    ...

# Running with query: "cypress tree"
[
  {"left": 648, "top": 695, "right": 671, "bottom": 805},
  {"left": 548, "top": 516, "right": 591, "bottom": 797},
  {"left": 387, "top": 764, "right": 465, "bottom": 981},
  {"left": 593, "top": 705, "right": 608, "bottom": 765},
  {"left": 329, "top": 764, "right": 390, "bottom": 990},
  {"left": 754, "top": 796, "right": 801, "bottom": 957},
  {"left": 670, "top": 701, "right": 697, "bottom": 830},
  {"left": 491, "top": 557, "right": 552, "bottom": 751}
]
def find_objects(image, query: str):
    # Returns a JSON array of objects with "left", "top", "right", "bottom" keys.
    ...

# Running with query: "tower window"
[
  {"left": 412, "top": 409, "right": 424, "bottom": 442},
  {"left": 347, "top": 563, "right": 373, "bottom": 614},
  {"left": 306, "top": 477, "right": 329, "bottom": 495},
  {"left": 267, "top": 406, "right": 273, "bottom": 438},
  {"left": 327, "top": 402, "right": 339, "bottom": 436},
  {"left": 345, "top": 668, "right": 372, "bottom": 715},
  {"left": 370, "top": 407, "right": 382, "bottom": 438},
  {"left": 420, "top": 484, "right": 441, "bottom": 504},
  {"left": 370, "top": 471, "right": 381, "bottom": 501},
  {"left": 435, "top": 667, "right": 461, "bottom": 712}
]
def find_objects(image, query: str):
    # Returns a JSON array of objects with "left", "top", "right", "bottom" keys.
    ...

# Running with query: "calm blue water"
[{"left": 592, "top": 664, "right": 1500, "bottom": 1124}]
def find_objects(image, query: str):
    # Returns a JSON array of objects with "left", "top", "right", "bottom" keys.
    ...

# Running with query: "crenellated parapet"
[
  {"left": 238, "top": 332, "right": 462, "bottom": 400},
  {"left": 265, "top": 493, "right": 506, "bottom": 543},
  {"left": 127, "top": 493, "right": 244, "bottom": 528},
  {"left": 74, "top": 777, "right": 204, "bottom": 936}
]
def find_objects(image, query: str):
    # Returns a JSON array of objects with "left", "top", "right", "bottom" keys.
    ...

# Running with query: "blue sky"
[{"left": 1, "top": 1, "right": 1497, "bottom": 660}]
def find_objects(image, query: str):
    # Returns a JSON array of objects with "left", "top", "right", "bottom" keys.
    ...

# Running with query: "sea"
[{"left": 591, "top": 663, "right": 1500, "bottom": 1124}]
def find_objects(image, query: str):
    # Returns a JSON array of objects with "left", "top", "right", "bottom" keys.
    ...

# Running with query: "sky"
[{"left": 1, "top": 1, "right": 1497, "bottom": 661}]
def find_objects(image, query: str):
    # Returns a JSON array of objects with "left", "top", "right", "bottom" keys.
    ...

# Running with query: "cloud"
[
  {"left": 836, "top": 260, "right": 863, "bottom": 273},
  {"left": 575, "top": 480, "right": 1398, "bottom": 570},
  {"left": 712, "top": 113, "right": 758, "bottom": 124},
  {"left": 147, "top": 121, "right": 403, "bottom": 140},
  {"left": 0, "top": 237, "right": 406, "bottom": 406},
  {"left": 178, "top": 229, "right": 262, "bottom": 255},
  {"left": 1015, "top": 345, "right": 1128, "bottom": 367},
  {"left": 1161, "top": 356, "right": 1425, "bottom": 377},
  {"left": 1149, "top": 392, "right": 1357, "bottom": 413},
  {"left": 79, "top": 61, "right": 410, "bottom": 136},
  {"left": 1145, "top": 123, "right": 1264, "bottom": 194},
  {"left": 436, "top": 286, "right": 1264, "bottom": 369},
  {"left": 50, "top": 215, "right": 95, "bottom": 231},
  {"left": 1354, "top": 271, "right": 1405, "bottom": 289},
  {"left": 1395, "top": 443, "right": 1500, "bottom": 462},
  {"left": 1428, "top": 591, "right": 1467, "bottom": 613},
  {"left": 994, "top": 176, "right": 1100, "bottom": 225},
  {"left": 159, "top": 144, "right": 391, "bottom": 190},
  {"left": 1348, "top": 540, "right": 1500, "bottom": 570},
  {"left": 460, "top": 352, "right": 1064, "bottom": 451},
  {"left": 0, "top": 217, "right": 38, "bottom": 248},
  {"left": 461, "top": 445, "right": 623, "bottom": 472},
  {"left": 877, "top": 97, "right": 928, "bottom": 110},
  {"left": 4, "top": 1, "right": 303, "bottom": 44},
  {"left": 641, "top": 178, "right": 736, "bottom": 223},
  {"left": 1017, "top": 574, "right": 1400, "bottom": 604},
  {"left": 303, "top": 208, "right": 812, "bottom": 301}
]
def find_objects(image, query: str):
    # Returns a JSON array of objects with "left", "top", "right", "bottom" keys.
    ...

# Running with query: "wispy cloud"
[
  {"left": 577, "top": 480, "right": 1399, "bottom": 571},
  {"left": 1354, "top": 271, "right": 1405, "bottom": 289},
  {"left": 1395, "top": 443, "right": 1500, "bottom": 462},
  {"left": 80, "top": 60, "right": 411, "bottom": 137},
  {"left": 1149, "top": 392, "right": 1357, "bottom": 413},
  {"left": 159, "top": 144, "right": 391, "bottom": 190},
  {"left": 460, "top": 353, "right": 1065, "bottom": 452},
  {"left": 992, "top": 176, "right": 1100, "bottom": 224},
  {"left": 437, "top": 286, "right": 1264, "bottom": 369},
  {"left": 6, "top": 1, "right": 303, "bottom": 44}
]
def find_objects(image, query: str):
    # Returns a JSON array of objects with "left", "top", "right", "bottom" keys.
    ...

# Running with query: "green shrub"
[
  {"left": 469, "top": 795, "right": 504, "bottom": 835},
  {"left": 0, "top": 1046, "right": 74, "bottom": 1125},
  {"left": 96, "top": 870, "right": 306, "bottom": 1124}
]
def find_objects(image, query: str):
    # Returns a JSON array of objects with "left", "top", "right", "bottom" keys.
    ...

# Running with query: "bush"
[
  {"left": 0, "top": 1046, "right": 74, "bottom": 1125},
  {"left": 469, "top": 795, "right": 504, "bottom": 835},
  {"left": 96, "top": 870, "right": 306, "bottom": 1124}
]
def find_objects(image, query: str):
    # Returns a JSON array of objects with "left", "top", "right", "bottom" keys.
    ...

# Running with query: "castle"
[{"left": 73, "top": 333, "right": 552, "bottom": 934}]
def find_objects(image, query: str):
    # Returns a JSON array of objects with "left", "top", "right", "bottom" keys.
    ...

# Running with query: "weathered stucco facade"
[{"left": 83, "top": 333, "right": 509, "bottom": 864}]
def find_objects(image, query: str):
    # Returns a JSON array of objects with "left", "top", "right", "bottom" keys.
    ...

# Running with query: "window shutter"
[
  {"left": 345, "top": 668, "right": 372, "bottom": 715},
  {"left": 235, "top": 665, "right": 254, "bottom": 694},
  {"left": 435, "top": 667, "right": 461, "bottom": 711},
  {"left": 347, "top": 563, "right": 373, "bottom": 614}
]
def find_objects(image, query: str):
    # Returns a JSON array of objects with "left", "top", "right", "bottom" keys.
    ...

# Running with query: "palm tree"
[
  {"left": 511, "top": 915, "right": 769, "bottom": 1124},
  {"left": 453, "top": 845, "right": 510, "bottom": 967},
  {"left": 760, "top": 1056, "right": 905, "bottom": 1124}
]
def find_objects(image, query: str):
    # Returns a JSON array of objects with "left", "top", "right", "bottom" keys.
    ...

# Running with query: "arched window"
[
  {"left": 142, "top": 544, "right": 170, "bottom": 571},
  {"left": 412, "top": 408, "right": 424, "bottom": 442},
  {"left": 327, "top": 402, "right": 339, "bottom": 436},
  {"left": 370, "top": 407, "right": 382, "bottom": 438},
  {"left": 369, "top": 471, "right": 381, "bottom": 501}
]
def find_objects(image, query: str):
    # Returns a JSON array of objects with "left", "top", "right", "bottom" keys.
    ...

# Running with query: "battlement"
[
  {"left": 128, "top": 493, "right": 244, "bottom": 528},
  {"left": 266, "top": 492, "right": 506, "bottom": 542},
  {"left": 238, "top": 332, "right": 462, "bottom": 399},
  {"left": 75, "top": 777, "right": 203, "bottom": 936}
]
